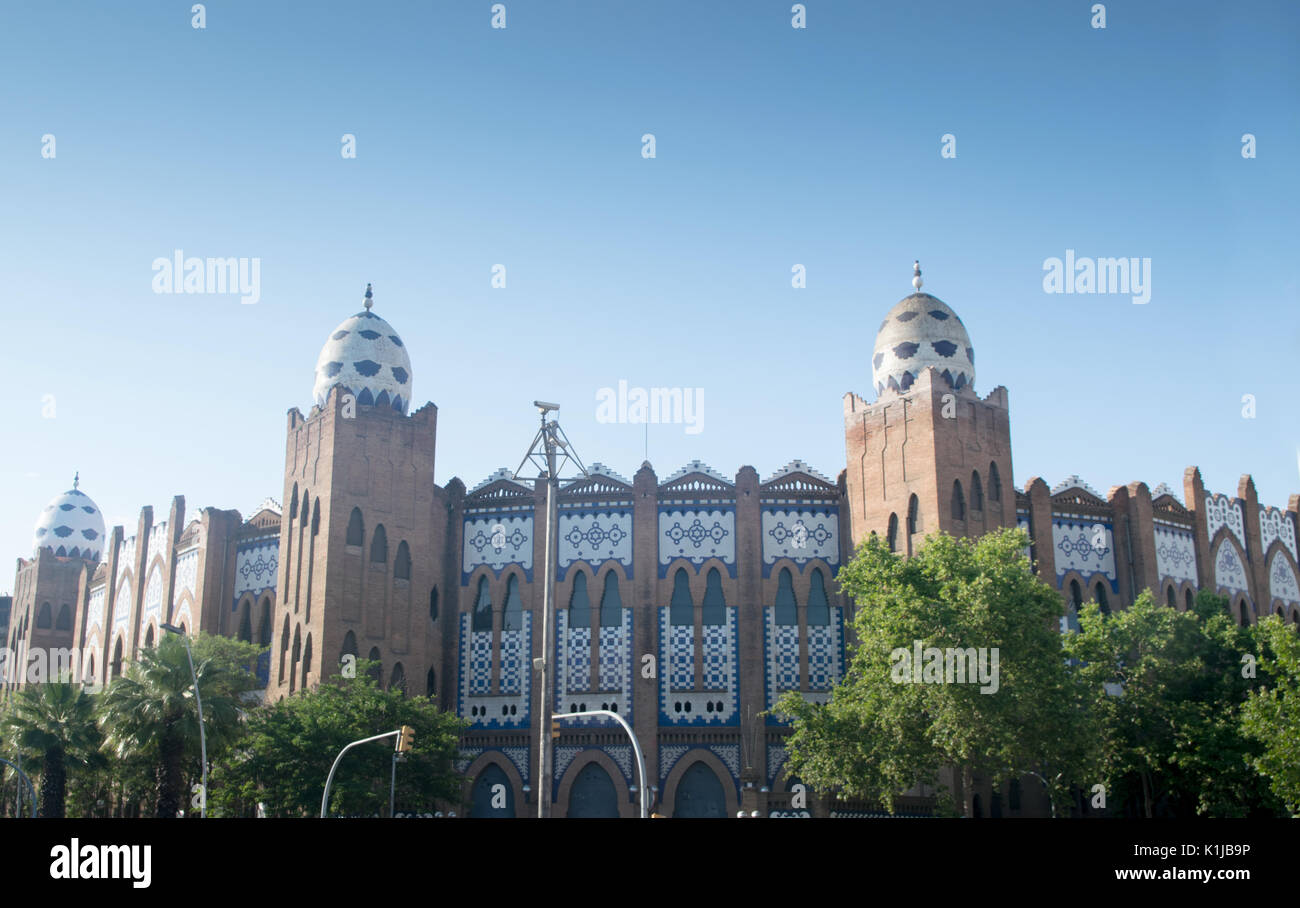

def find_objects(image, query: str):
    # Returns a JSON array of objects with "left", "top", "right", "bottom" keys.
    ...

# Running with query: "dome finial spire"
[
  {"left": 912, "top": 260, "right": 923, "bottom": 291},
  {"left": 73, "top": 471, "right": 79, "bottom": 490},
  {"left": 363, "top": 283, "right": 373, "bottom": 311}
]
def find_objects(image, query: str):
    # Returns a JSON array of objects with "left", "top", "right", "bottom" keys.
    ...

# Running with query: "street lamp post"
[
  {"left": 161, "top": 623, "right": 206, "bottom": 818},
  {"left": 512, "top": 401, "right": 587, "bottom": 819}
]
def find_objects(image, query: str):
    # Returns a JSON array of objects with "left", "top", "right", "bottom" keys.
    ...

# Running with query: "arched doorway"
[
  {"left": 470, "top": 764, "right": 515, "bottom": 818},
  {"left": 567, "top": 762, "right": 619, "bottom": 818},
  {"left": 673, "top": 761, "right": 726, "bottom": 818}
]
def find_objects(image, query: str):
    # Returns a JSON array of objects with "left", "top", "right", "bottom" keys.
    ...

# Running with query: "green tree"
[
  {"left": 210, "top": 662, "right": 466, "bottom": 817},
  {"left": 776, "top": 528, "right": 1096, "bottom": 816},
  {"left": 1063, "top": 589, "right": 1281, "bottom": 817},
  {"left": 98, "top": 633, "right": 246, "bottom": 818},
  {"left": 3, "top": 680, "right": 106, "bottom": 818},
  {"left": 1242, "top": 615, "right": 1300, "bottom": 816}
]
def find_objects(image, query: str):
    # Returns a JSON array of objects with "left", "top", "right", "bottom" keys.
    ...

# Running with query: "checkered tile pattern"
[
  {"left": 499, "top": 615, "right": 529, "bottom": 694},
  {"left": 807, "top": 608, "right": 842, "bottom": 690},
  {"left": 765, "top": 608, "right": 801, "bottom": 709},
  {"left": 566, "top": 627, "right": 591, "bottom": 691},
  {"left": 668, "top": 622, "right": 694, "bottom": 688},
  {"left": 701, "top": 622, "right": 731, "bottom": 689},
  {"left": 598, "top": 620, "right": 625, "bottom": 691},
  {"left": 469, "top": 627, "right": 493, "bottom": 695}
]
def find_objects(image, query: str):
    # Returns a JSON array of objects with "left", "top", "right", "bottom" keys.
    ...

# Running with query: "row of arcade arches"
[{"left": 464, "top": 750, "right": 738, "bottom": 818}]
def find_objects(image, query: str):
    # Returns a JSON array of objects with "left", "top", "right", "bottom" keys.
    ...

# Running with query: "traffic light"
[
  {"left": 550, "top": 719, "right": 561, "bottom": 741},
  {"left": 396, "top": 725, "right": 415, "bottom": 753}
]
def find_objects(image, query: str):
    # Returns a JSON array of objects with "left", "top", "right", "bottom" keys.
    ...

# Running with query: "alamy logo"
[
  {"left": 1042, "top": 249, "right": 1150, "bottom": 304},
  {"left": 889, "top": 640, "right": 1000, "bottom": 694},
  {"left": 151, "top": 249, "right": 261, "bottom": 304},
  {"left": 595, "top": 380, "right": 703, "bottom": 435},
  {"left": 50, "top": 839, "right": 151, "bottom": 888}
]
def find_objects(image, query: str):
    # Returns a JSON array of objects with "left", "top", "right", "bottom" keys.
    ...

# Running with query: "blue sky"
[{"left": 1, "top": 0, "right": 1297, "bottom": 582}]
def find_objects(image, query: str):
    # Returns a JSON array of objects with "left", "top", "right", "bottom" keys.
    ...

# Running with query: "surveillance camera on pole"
[{"left": 513, "top": 400, "right": 588, "bottom": 818}]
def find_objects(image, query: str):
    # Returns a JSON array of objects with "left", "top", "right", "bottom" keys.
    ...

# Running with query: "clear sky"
[{"left": 1, "top": 0, "right": 1297, "bottom": 586}]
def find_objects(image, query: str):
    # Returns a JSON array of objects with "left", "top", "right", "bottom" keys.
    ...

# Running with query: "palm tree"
[
  {"left": 99, "top": 634, "right": 243, "bottom": 818},
  {"left": 4, "top": 680, "right": 104, "bottom": 818}
]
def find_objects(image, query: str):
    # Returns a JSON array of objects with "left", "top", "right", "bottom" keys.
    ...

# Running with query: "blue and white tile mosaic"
[
  {"left": 458, "top": 612, "right": 533, "bottom": 729},
  {"left": 557, "top": 510, "right": 633, "bottom": 580},
  {"left": 462, "top": 513, "right": 534, "bottom": 582},
  {"left": 1205, "top": 494, "right": 1246, "bottom": 553},
  {"left": 1052, "top": 519, "right": 1118, "bottom": 593},
  {"left": 658, "top": 508, "right": 736, "bottom": 577},
  {"left": 1269, "top": 553, "right": 1300, "bottom": 604},
  {"left": 807, "top": 610, "right": 843, "bottom": 689},
  {"left": 233, "top": 538, "right": 278, "bottom": 610},
  {"left": 1214, "top": 541, "right": 1249, "bottom": 594},
  {"left": 760, "top": 508, "right": 839, "bottom": 577},
  {"left": 659, "top": 607, "right": 739, "bottom": 725},
  {"left": 1260, "top": 506, "right": 1298, "bottom": 562},
  {"left": 1154, "top": 524, "right": 1197, "bottom": 585}
]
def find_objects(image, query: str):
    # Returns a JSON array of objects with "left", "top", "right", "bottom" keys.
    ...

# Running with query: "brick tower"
[
  {"left": 268, "top": 285, "right": 449, "bottom": 700},
  {"left": 842, "top": 263, "right": 1014, "bottom": 553}
]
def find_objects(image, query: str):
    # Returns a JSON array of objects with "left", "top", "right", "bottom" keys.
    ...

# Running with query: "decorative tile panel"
[
  {"left": 764, "top": 609, "right": 801, "bottom": 712},
  {"left": 767, "top": 743, "right": 789, "bottom": 786},
  {"left": 807, "top": 608, "right": 843, "bottom": 689},
  {"left": 172, "top": 548, "right": 198, "bottom": 615},
  {"left": 1269, "top": 553, "right": 1300, "bottom": 604},
  {"left": 1154, "top": 525, "right": 1197, "bottom": 585},
  {"left": 140, "top": 564, "right": 163, "bottom": 634},
  {"left": 557, "top": 510, "right": 633, "bottom": 580},
  {"left": 1205, "top": 493, "right": 1246, "bottom": 552},
  {"left": 658, "top": 508, "right": 736, "bottom": 577},
  {"left": 84, "top": 586, "right": 105, "bottom": 634},
  {"left": 555, "top": 609, "right": 632, "bottom": 727},
  {"left": 1260, "top": 506, "right": 1298, "bottom": 562},
  {"left": 1052, "top": 518, "right": 1118, "bottom": 593},
  {"left": 233, "top": 537, "right": 278, "bottom": 609},
  {"left": 658, "top": 607, "right": 739, "bottom": 725},
  {"left": 112, "top": 577, "right": 132, "bottom": 630},
  {"left": 457, "top": 613, "right": 531, "bottom": 730},
  {"left": 1214, "top": 540, "right": 1249, "bottom": 594},
  {"left": 462, "top": 512, "right": 534, "bottom": 581},
  {"left": 761, "top": 508, "right": 840, "bottom": 577}
]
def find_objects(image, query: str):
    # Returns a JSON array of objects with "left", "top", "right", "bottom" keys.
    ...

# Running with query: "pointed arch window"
[
  {"left": 472, "top": 576, "right": 493, "bottom": 632},
  {"left": 429, "top": 586, "right": 439, "bottom": 623},
  {"left": 394, "top": 541, "right": 411, "bottom": 581},
  {"left": 887, "top": 513, "right": 899, "bottom": 552},
  {"left": 1094, "top": 582, "right": 1110, "bottom": 616},
  {"left": 503, "top": 575, "right": 523, "bottom": 631},
  {"left": 37, "top": 602, "right": 51, "bottom": 629},
  {"left": 971, "top": 471, "right": 984, "bottom": 511},
  {"left": 701, "top": 568, "right": 726, "bottom": 626},
  {"left": 951, "top": 480, "right": 966, "bottom": 521},
  {"left": 56, "top": 604, "right": 72, "bottom": 631},
  {"left": 807, "top": 568, "right": 830, "bottom": 626},
  {"left": 367, "top": 647, "right": 382, "bottom": 682},
  {"left": 598, "top": 572, "right": 622, "bottom": 627},
  {"left": 370, "top": 525, "right": 388, "bottom": 563},
  {"left": 988, "top": 462, "right": 1002, "bottom": 503},
  {"left": 669, "top": 568, "right": 693, "bottom": 626},
  {"left": 1166, "top": 585, "right": 1176, "bottom": 609},
  {"left": 258, "top": 597, "right": 272, "bottom": 646},
  {"left": 568, "top": 572, "right": 592, "bottom": 629},
  {"left": 340, "top": 630, "right": 358, "bottom": 668},
  {"left": 346, "top": 508, "right": 364, "bottom": 547},
  {"left": 907, "top": 494, "right": 920, "bottom": 536},
  {"left": 238, "top": 602, "right": 253, "bottom": 643},
  {"left": 774, "top": 568, "right": 797, "bottom": 626},
  {"left": 389, "top": 662, "right": 406, "bottom": 696}
]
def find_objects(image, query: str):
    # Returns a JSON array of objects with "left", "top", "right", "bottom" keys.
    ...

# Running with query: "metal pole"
[
  {"left": 389, "top": 753, "right": 398, "bottom": 818},
  {"left": 320, "top": 729, "right": 402, "bottom": 818},
  {"left": 553, "top": 709, "right": 649, "bottom": 818},
  {"left": 181, "top": 637, "right": 208, "bottom": 819},
  {"left": 537, "top": 430, "right": 558, "bottom": 818}
]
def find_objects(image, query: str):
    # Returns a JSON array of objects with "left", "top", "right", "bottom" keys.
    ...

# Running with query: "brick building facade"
[{"left": 7, "top": 269, "right": 1299, "bottom": 817}]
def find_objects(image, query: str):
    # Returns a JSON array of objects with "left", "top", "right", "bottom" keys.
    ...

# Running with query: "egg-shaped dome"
[
  {"left": 312, "top": 286, "right": 413, "bottom": 414},
  {"left": 871, "top": 292, "right": 975, "bottom": 397},
  {"left": 33, "top": 478, "right": 106, "bottom": 561}
]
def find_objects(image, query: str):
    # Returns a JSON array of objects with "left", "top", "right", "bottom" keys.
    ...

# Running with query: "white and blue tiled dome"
[
  {"left": 312, "top": 284, "right": 413, "bottom": 414},
  {"left": 871, "top": 263, "right": 976, "bottom": 397},
  {"left": 32, "top": 475, "right": 106, "bottom": 561}
]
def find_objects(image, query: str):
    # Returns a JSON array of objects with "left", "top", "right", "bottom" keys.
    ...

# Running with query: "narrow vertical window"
[
  {"left": 774, "top": 568, "right": 797, "bottom": 626},
  {"left": 701, "top": 568, "right": 726, "bottom": 626},
  {"left": 669, "top": 569, "right": 693, "bottom": 626}
]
